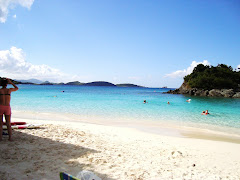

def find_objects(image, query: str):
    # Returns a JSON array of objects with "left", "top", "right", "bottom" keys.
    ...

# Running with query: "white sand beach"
[{"left": 0, "top": 117, "right": 240, "bottom": 180}]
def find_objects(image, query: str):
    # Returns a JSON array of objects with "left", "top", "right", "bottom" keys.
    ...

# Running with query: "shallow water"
[{"left": 11, "top": 84, "right": 240, "bottom": 135}]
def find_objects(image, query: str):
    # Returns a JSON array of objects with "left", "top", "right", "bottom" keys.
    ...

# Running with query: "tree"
[{"left": 184, "top": 64, "right": 240, "bottom": 90}]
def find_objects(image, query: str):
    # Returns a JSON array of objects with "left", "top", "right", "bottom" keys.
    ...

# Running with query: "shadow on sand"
[{"left": 0, "top": 127, "right": 116, "bottom": 180}]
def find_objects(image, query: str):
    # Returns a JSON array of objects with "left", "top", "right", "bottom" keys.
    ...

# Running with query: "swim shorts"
[{"left": 0, "top": 105, "right": 11, "bottom": 115}]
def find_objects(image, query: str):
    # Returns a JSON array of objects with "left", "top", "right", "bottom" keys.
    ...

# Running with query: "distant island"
[
  {"left": 16, "top": 78, "right": 43, "bottom": 84},
  {"left": 167, "top": 64, "right": 240, "bottom": 98},
  {"left": 0, "top": 78, "right": 146, "bottom": 88},
  {"left": 84, "top": 81, "right": 116, "bottom": 86},
  {"left": 116, "top": 83, "right": 143, "bottom": 88},
  {"left": 65, "top": 81, "right": 84, "bottom": 86}
]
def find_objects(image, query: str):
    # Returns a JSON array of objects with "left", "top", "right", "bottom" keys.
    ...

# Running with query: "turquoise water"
[{"left": 11, "top": 84, "right": 240, "bottom": 135}]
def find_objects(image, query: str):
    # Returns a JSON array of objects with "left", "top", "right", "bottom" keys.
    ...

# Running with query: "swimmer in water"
[
  {"left": 167, "top": 102, "right": 170, "bottom": 104},
  {"left": 201, "top": 110, "right": 209, "bottom": 115},
  {"left": 143, "top": 100, "right": 147, "bottom": 104},
  {"left": 205, "top": 110, "right": 209, "bottom": 115}
]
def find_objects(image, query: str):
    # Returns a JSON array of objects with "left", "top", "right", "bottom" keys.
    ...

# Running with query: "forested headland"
[{"left": 167, "top": 64, "right": 240, "bottom": 98}]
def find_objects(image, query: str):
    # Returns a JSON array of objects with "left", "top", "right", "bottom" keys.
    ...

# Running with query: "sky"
[{"left": 0, "top": 0, "right": 239, "bottom": 88}]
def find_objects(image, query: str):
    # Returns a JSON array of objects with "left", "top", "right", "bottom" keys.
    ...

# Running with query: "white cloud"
[
  {"left": 0, "top": 46, "right": 78, "bottom": 82},
  {"left": 165, "top": 60, "right": 210, "bottom": 78},
  {"left": 0, "top": 0, "right": 34, "bottom": 23},
  {"left": 13, "top": 14, "right": 16, "bottom": 18},
  {"left": 237, "top": 64, "right": 240, "bottom": 71}
]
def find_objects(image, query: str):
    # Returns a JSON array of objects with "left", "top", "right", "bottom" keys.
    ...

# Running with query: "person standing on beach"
[{"left": 0, "top": 78, "right": 19, "bottom": 141}]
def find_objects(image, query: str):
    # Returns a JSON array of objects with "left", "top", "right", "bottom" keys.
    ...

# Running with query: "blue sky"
[{"left": 0, "top": 0, "right": 239, "bottom": 87}]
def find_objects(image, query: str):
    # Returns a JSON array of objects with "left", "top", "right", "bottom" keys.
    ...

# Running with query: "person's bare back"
[
  {"left": 0, "top": 78, "right": 18, "bottom": 141},
  {"left": 0, "top": 88, "right": 11, "bottom": 106}
]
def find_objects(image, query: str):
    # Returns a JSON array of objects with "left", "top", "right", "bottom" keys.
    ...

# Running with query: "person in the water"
[{"left": 201, "top": 110, "right": 209, "bottom": 115}]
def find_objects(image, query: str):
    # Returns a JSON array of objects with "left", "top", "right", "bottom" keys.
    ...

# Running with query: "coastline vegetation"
[{"left": 184, "top": 64, "right": 240, "bottom": 90}]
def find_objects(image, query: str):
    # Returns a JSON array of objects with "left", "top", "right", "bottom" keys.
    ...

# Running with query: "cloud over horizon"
[
  {"left": 237, "top": 64, "right": 240, "bottom": 71},
  {"left": 165, "top": 60, "right": 210, "bottom": 78},
  {"left": 0, "top": 46, "right": 77, "bottom": 82},
  {"left": 0, "top": 0, "right": 34, "bottom": 23}
]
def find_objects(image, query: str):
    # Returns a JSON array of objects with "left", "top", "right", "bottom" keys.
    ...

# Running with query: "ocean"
[{"left": 10, "top": 84, "right": 240, "bottom": 136}]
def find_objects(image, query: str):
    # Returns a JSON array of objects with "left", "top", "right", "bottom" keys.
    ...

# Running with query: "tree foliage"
[{"left": 184, "top": 64, "right": 240, "bottom": 90}]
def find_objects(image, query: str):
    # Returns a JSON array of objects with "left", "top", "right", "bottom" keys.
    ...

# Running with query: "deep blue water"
[{"left": 10, "top": 84, "right": 240, "bottom": 135}]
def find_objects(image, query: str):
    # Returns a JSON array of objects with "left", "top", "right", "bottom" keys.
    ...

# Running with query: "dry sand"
[{"left": 0, "top": 118, "right": 240, "bottom": 180}]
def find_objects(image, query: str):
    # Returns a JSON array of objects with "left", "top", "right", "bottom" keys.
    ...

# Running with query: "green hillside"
[{"left": 184, "top": 64, "right": 240, "bottom": 90}]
